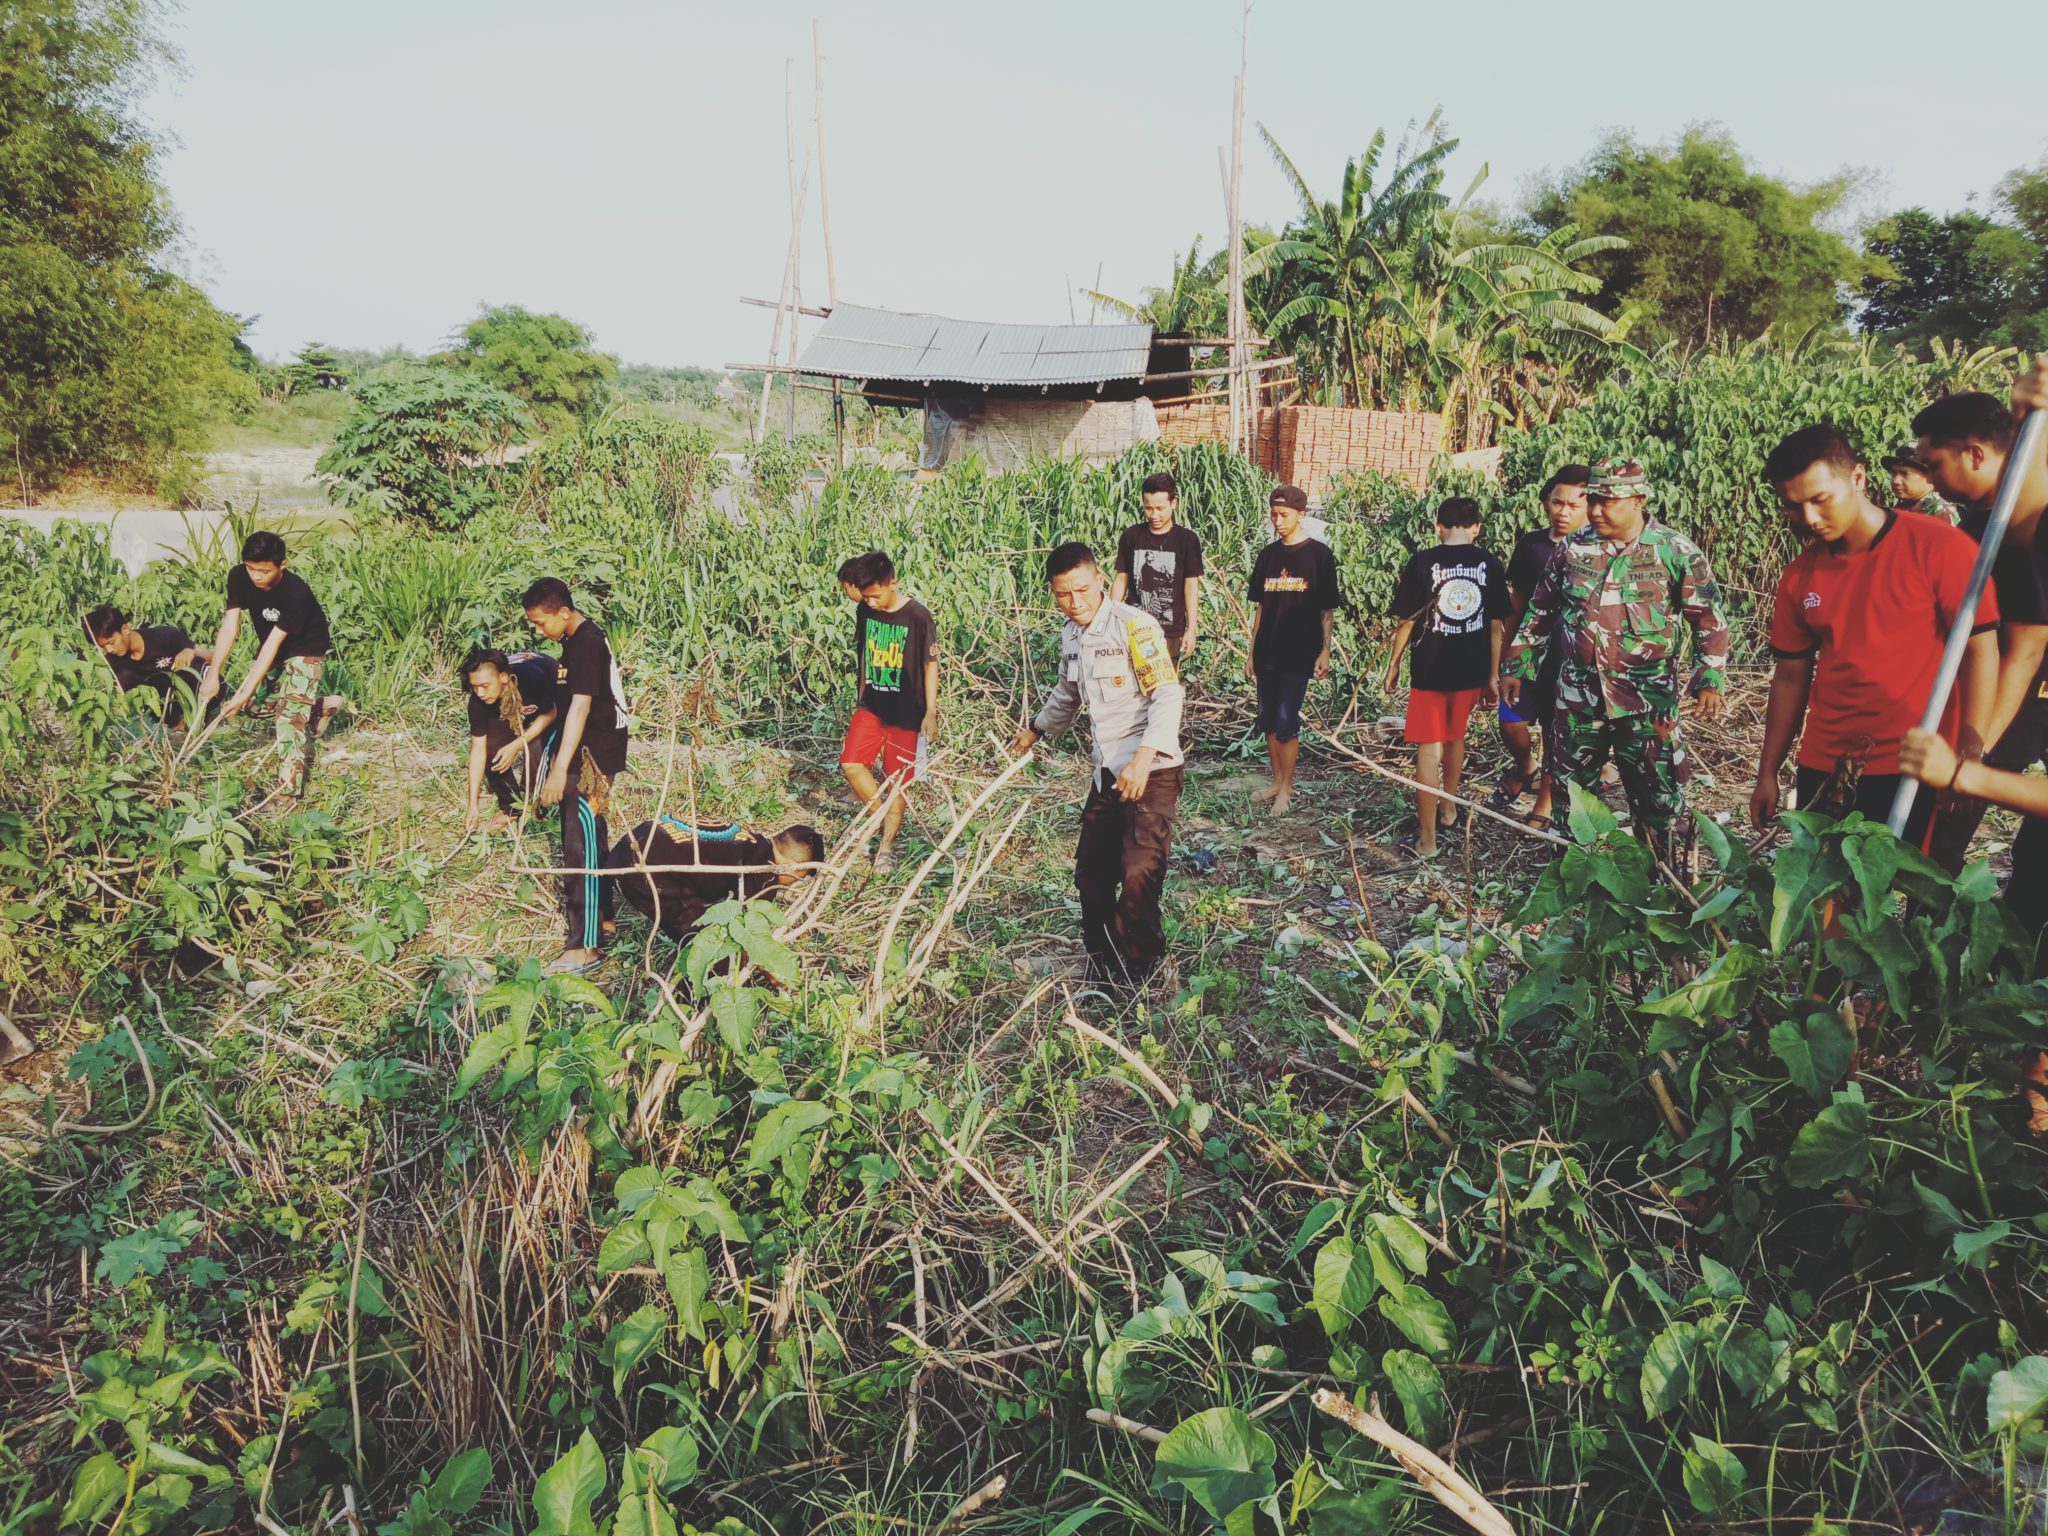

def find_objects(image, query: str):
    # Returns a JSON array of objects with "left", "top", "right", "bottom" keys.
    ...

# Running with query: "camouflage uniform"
[
  {"left": 1910, "top": 491, "right": 1961, "bottom": 525},
  {"left": 1504, "top": 458, "right": 1731, "bottom": 849},
  {"left": 1884, "top": 443, "right": 1960, "bottom": 524},
  {"left": 247, "top": 653, "right": 325, "bottom": 797}
]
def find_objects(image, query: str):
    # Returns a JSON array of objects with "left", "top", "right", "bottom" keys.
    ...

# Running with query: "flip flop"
[{"left": 544, "top": 955, "right": 605, "bottom": 977}]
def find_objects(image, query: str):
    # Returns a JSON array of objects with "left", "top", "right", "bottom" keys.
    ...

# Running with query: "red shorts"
[
  {"left": 1404, "top": 687, "right": 1484, "bottom": 745},
  {"left": 840, "top": 708, "right": 920, "bottom": 782}
]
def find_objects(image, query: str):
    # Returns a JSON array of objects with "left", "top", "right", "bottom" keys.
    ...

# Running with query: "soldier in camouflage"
[
  {"left": 1882, "top": 444, "right": 1961, "bottom": 524},
  {"left": 1501, "top": 458, "right": 1731, "bottom": 856}
]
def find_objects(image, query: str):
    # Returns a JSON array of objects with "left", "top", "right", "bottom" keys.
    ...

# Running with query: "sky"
[{"left": 141, "top": 0, "right": 2048, "bottom": 368}]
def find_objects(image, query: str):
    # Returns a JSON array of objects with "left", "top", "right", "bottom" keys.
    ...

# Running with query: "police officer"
[
  {"left": 1502, "top": 457, "right": 1731, "bottom": 864},
  {"left": 1010, "top": 540, "right": 1186, "bottom": 990}
]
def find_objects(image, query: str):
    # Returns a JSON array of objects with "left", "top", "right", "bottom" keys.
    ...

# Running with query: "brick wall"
[
  {"left": 1152, "top": 400, "right": 1442, "bottom": 502},
  {"left": 1155, "top": 400, "right": 1231, "bottom": 449}
]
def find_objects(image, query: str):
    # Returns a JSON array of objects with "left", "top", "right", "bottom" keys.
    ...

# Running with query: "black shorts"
[{"left": 1255, "top": 669, "right": 1311, "bottom": 743}]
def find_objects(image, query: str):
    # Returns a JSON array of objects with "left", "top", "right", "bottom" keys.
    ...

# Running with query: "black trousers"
[
  {"left": 482, "top": 719, "right": 550, "bottom": 813},
  {"left": 560, "top": 754, "right": 615, "bottom": 951},
  {"left": 1075, "top": 763, "right": 1182, "bottom": 982},
  {"left": 1927, "top": 683, "right": 2048, "bottom": 940},
  {"left": 1795, "top": 767, "right": 1935, "bottom": 851}
]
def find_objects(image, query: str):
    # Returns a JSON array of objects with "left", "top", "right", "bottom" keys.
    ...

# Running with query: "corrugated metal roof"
[{"left": 795, "top": 303, "right": 1153, "bottom": 387}]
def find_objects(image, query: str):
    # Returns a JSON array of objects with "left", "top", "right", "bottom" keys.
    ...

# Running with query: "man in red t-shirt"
[{"left": 1750, "top": 424, "right": 2000, "bottom": 846}]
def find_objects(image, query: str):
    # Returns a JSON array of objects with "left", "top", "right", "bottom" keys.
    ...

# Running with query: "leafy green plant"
[
  {"left": 316, "top": 364, "right": 529, "bottom": 527},
  {"left": 373, "top": 1447, "right": 491, "bottom": 1536},
  {"left": 60, "top": 1309, "right": 237, "bottom": 1534}
]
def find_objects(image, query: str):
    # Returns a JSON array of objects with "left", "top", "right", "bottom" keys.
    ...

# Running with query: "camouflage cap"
[
  {"left": 1585, "top": 457, "right": 1649, "bottom": 501},
  {"left": 1880, "top": 442, "right": 1934, "bottom": 473}
]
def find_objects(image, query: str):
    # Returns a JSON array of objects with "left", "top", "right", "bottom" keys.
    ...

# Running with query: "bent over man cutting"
[
  {"left": 1502, "top": 457, "right": 1731, "bottom": 865},
  {"left": 1010, "top": 541, "right": 1186, "bottom": 992}
]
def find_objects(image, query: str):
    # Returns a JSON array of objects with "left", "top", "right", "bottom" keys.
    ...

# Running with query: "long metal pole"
[{"left": 1888, "top": 410, "right": 2048, "bottom": 834}]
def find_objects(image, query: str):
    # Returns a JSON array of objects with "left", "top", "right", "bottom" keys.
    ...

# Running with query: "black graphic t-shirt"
[
  {"left": 1115, "top": 523, "right": 1206, "bottom": 643},
  {"left": 1248, "top": 538, "right": 1343, "bottom": 673},
  {"left": 558, "top": 619, "right": 631, "bottom": 777},
  {"left": 225, "top": 567, "right": 330, "bottom": 660},
  {"left": 1506, "top": 528, "right": 1569, "bottom": 694},
  {"left": 1390, "top": 543, "right": 1511, "bottom": 692},
  {"left": 467, "top": 652, "right": 560, "bottom": 737},
  {"left": 1507, "top": 528, "right": 1567, "bottom": 606},
  {"left": 854, "top": 597, "right": 936, "bottom": 731},
  {"left": 107, "top": 624, "right": 199, "bottom": 693}
]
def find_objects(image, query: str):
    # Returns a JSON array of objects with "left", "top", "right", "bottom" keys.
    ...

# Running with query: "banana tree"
[{"left": 1243, "top": 114, "right": 1459, "bottom": 408}]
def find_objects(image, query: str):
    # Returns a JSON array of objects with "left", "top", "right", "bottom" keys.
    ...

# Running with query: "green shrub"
[{"left": 315, "top": 365, "right": 529, "bottom": 528}]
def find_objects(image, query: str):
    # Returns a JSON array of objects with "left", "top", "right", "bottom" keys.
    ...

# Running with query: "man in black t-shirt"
[
  {"left": 1916, "top": 377, "right": 2048, "bottom": 934},
  {"left": 605, "top": 819, "right": 824, "bottom": 948},
  {"left": 839, "top": 552, "right": 939, "bottom": 872},
  {"left": 1383, "top": 498, "right": 1510, "bottom": 858},
  {"left": 524, "top": 576, "right": 632, "bottom": 974},
  {"left": 460, "top": 647, "right": 561, "bottom": 832},
  {"left": 1494, "top": 465, "right": 1591, "bottom": 827},
  {"left": 85, "top": 604, "right": 212, "bottom": 726},
  {"left": 197, "top": 530, "right": 343, "bottom": 800},
  {"left": 1246, "top": 484, "right": 1344, "bottom": 816},
  {"left": 1112, "top": 471, "right": 1205, "bottom": 664}
]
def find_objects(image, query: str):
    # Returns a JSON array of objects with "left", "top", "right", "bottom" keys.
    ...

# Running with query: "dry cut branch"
[{"left": 1312, "top": 1388, "right": 1520, "bottom": 1536}]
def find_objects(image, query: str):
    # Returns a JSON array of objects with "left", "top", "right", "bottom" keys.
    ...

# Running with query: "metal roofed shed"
[
  {"left": 797, "top": 304, "right": 1155, "bottom": 391},
  {"left": 734, "top": 300, "right": 1288, "bottom": 474}
]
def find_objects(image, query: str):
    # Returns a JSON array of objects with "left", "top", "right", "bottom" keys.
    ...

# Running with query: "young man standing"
[
  {"left": 840, "top": 553, "right": 938, "bottom": 873},
  {"left": 196, "top": 531, "right": 341, "bottom": 801},
  {"left": 460, "top": 647, "right": 560, "bottom": 833},
  {"left": 1112, "top": 471, "right": 1205, "bottom": 664},
  {"left": 1915, "top": 360, "right": 2048, "bottom": 924},
  {"left": 85, "top": 605, "right": 212, "bottom": 724},
  {"left": 1750, "top": 425, "right": 2000, "bottom": 848},
  {"left": 524, "top": 577, "right": 631, "bottom": 975},
  {"left": 1882, "top": 443, "right": 1959, "bottom": 523},
  {"left": 1011, "top": 542, "right": 1185, "bottom": 991},
  {"left": 1502, "top": 458, "right": 1730, "bottom": 864},
  {"left": 1383, "top": 497, "right": 1510, "bottom": 858},
  {"left": 1247, "top": 484, "right": 1343, "bottom": 816},
  {"left": 1493, "top": 465, "right": 1591, "bottom": 827}
]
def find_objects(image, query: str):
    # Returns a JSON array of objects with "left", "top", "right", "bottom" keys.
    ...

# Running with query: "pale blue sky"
[{"left": 142, "top": 0, "right": 2048, "bottom": 368}]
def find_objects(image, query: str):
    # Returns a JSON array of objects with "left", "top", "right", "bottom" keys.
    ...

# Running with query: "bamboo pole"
[
  {"left": 812, "top": 20, "right": 836, "bottom": 310},
  {"left": 783, "top": 58, "right": 801, "bottom": 446},
  {"left": 1226, "top": 2, "right": 1249, "bottom": 453}
]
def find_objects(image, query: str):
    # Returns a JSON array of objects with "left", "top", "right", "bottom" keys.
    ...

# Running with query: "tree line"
[
  {"left": 1101, "top": 114, "right": 2048, "bottom": 451},
  {"left": 8, "top": 1, "right": 2046, "bottom": 499}
]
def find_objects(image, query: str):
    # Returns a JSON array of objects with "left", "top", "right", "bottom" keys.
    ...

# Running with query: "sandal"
[
  {"left": 1523, "top": 812, "right": 1555, "bottom": 835},
  {"left": 1486, "top": 773, "right": 1530, "bottom": 812},
  {"left": 544, "top": 954, "right": 605, "bottom": 977},
  {"left": 1396, "top": 829, "right": 1443, "bottom": 861}
]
